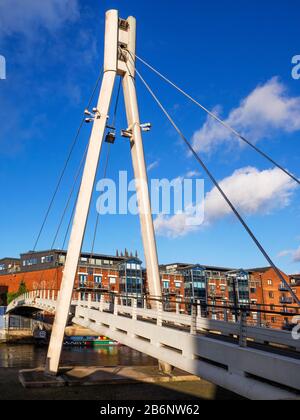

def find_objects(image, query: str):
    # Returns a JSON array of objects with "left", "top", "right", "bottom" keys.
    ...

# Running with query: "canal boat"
[{"left": 63, "top": 335, "right": 119, "bottom": 347}]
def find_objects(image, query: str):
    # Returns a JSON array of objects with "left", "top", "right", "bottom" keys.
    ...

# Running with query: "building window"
[
  {"left": 269, "top": 292, "right": 274, "bottom": 299},
  {"left": 79, "top": 274, "right": 87, "bottom": 286},
  {"left": 175, "top": 282, "right": 181, "bottom": 288},
  {"left": 94, "top": 275, "right": 102, "bottom": 285},
  {"left": 250, "top": 288, "right": 256, "bottom": 294},
  {"left": 0, "top": 264, "right": 5, "bottom": 271},
  {"left": 59, "top": 255, "right": 66, "bottom": 264},
  {"left": 41, "top": 255, "right": 54, "bottom": 264},
  {"left": 163, "top": 281, "right": 170, "bottom": 290},
  {"left": 23, "top": 258, "right": 38, "bottom": 266},
  {"left": 267, "top": 280, "right": 273, "bottom": 286},
  {"left": 109, "top": 277, "right": 116, "bottom": 285},
  {"left": 271, "top": 317, "right": 276, "bottom": 324}
]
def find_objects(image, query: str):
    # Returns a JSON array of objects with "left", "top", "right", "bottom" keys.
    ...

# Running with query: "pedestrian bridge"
[{"left": 6, "top": 290, "right": 300, "bottom": 400}]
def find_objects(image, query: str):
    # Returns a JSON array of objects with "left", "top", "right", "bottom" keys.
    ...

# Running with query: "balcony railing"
[
  {"left": 279, "top": 284, "right": 289, "bottom": 292},
  {"left": 280, "top": 296, "right": 293, "bottom": 304}
]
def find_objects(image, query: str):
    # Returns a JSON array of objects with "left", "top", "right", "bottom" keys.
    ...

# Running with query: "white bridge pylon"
[{"left": 46, "top": 10, "right": 162, "bottom": 375}]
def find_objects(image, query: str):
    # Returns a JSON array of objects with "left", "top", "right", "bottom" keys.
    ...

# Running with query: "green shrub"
[{"left": 7, "top": 281, "right": 28, "bottom": 304}]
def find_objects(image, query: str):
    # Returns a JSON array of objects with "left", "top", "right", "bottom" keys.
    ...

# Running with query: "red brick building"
[
  {"left": 0, "top": 250, "right": 143, "bottom": 298},
  {"left": 0, "top": 250, "right": 299, "bottom": 330}
]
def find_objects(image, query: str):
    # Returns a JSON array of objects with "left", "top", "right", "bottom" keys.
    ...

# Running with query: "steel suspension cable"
[
  {"left": 131, "top": 62, "right": 300, "bottom": 306},
  {"left": 126, "top": 50, "right": 300, "bottom": 186},
  {"left": 32, "top": 70, "right": 104, "bottom": 252}
]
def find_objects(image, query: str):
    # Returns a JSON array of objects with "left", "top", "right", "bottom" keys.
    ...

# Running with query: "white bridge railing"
[{"left": 6, "top": 290, "right": 300, "bottom": 400}]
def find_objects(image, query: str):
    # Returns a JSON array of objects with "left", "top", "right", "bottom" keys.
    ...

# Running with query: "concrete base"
[
  {"left": 158, "top": 361, "right": 174, "bottom": 374},
  {"left": 19, "top": 366, "right": 200, "bottom": 389}
]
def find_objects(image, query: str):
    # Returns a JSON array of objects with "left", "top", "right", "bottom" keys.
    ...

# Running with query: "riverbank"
[
  {"left": 0, "top": 343, "right": 243, "bottom": 400},
  {"left": 0, "top": 367, "right": 243, "bottom": 400}
]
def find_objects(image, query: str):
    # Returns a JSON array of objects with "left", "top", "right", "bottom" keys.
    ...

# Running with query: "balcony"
[
  {"left": 279, "top": 284, "right": 289, "bottom": 292},
  {"left": 280, "top": 296, "right": 293, "bottom": 304}
]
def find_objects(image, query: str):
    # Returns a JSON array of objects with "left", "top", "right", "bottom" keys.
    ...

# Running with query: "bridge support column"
[
  {"left": 158, "top": 361, "right": 174, "bottom": 375},
  {"left": 46, "top": 9, "right": 163, "bottom": 375},
  {"left": 122, "top": 16, "right": 162, "bottom": 309},
  {"left": 45, "top": 10, "right": 118, "bottom": 376}
]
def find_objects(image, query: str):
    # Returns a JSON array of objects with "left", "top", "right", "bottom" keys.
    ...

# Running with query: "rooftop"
[{"left": 160, "top": 263, "right": 235, "bottom": 272}]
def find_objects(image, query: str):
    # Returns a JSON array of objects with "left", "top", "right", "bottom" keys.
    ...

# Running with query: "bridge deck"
[{"left": 7, "top": 291, "right": 300, "bottom": 400}]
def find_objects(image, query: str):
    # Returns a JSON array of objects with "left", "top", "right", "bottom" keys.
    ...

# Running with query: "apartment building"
[
  {"left": 0, "top": 250, "right": 144, "bottom": 301},
  {"left": 0, "top": 258, "right": 21, "bottom": 275},
  {"left": 0, "top": 250, "right": 298, "bottom": 330}
]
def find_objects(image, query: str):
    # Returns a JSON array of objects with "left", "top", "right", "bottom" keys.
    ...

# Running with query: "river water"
[{"left": 0, "top": 344, "right": 157, "bottom": 369}]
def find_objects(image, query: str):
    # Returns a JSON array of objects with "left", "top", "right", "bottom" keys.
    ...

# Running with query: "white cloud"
[
  {"left": 294, "top": 248, "right": 300, "bottom": 262},
  {"left": 154, "top": 213, "right": 199, "bottom": 238},
  {"left": 278, "top": 246, "right": 300, "bottom": 263},
  {"left": 147, "top": 160, "right": 160, "bottom": 172},
  {"left": 0, "top": 0, "right": 79, "bottom": 36},
  {"left": 185, "top": 170, "right": 201, "bottom": 178},
  {"left": 192, "top": 77, "right": 300, "bottom": 154},
  {"left": 154, "top": 166, "right": 297, "bottom": 238}
]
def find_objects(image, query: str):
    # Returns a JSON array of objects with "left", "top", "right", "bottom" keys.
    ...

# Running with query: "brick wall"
[{"left": 0, "top": 268, "right": 63, "bottom": 294}]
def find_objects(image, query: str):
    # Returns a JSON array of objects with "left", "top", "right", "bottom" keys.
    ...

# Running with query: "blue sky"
[{"left": 0, "top": 0, "right": 300, "bottom": 274}]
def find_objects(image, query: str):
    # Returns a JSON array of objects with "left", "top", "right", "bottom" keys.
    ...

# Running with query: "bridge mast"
[{"left": 46, "top": 10, "right": 162, "bottom": 375}]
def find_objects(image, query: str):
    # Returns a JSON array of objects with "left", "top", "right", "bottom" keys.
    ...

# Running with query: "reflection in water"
[{"left": 0, "top": 344, "right": 156, "bottom": 369}]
